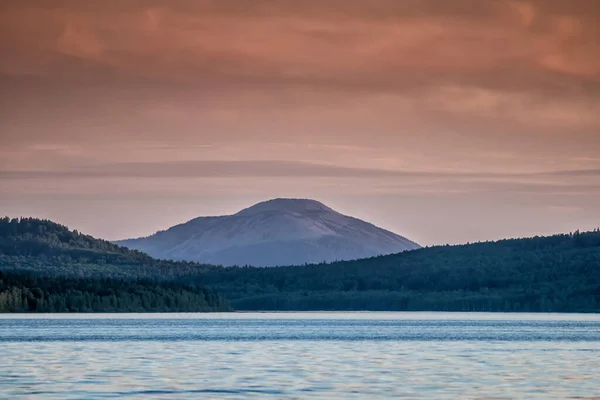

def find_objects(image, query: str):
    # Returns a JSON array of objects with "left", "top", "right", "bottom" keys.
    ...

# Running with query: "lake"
[{"left": 1, "top": 312, "right": 599, "bottom": 399}]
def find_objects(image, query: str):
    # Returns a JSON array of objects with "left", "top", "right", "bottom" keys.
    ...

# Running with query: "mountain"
[{"left": 115, "top": 198, "right": 420, "bottom": 267}]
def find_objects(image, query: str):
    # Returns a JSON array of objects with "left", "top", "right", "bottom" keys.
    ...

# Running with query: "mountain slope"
[
  {"left": 0, "top": 216, "right": 214, "bottom": 278},
  {"left": 115, "top": 198, "right": 420, "bottom": 266}
]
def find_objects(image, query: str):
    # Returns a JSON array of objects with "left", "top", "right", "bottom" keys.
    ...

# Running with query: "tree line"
[{"left": 0, "top": 270, "right": 230, "bottom": 313}]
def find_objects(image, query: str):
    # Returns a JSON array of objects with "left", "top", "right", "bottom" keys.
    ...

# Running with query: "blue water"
[{"left": 1, "top": 312, "right": 600, "bottom": 399}]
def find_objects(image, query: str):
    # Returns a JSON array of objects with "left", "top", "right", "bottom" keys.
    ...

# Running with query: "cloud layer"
[{"left": 0, "top": 0, "right": 598, "bottom": 244}]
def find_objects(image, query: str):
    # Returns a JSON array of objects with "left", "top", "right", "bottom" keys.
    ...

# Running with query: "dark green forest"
[
  {"left": 193, "top": 229, "right": 600, "bottom": 312},
  {"left": 0, "top": 217, "right": 213, "bottom": 278},
  {"left": 0, "top": 271, "right": 230, "bottom": 313},
  {"left": 1, "top": 217, "right": 599, "bottom": 312},
  {"left": 0, "top": 217, "right": 228, "bottom": 312}
]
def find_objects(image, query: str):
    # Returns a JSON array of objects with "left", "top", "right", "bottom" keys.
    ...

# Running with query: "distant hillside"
[
  {"left": 0, "top": 217, "right": 229, "bottom": 312},
  {"left": 0, "top": 217, "right": 213, "bottom": 278},
  {"left": 115, "top": 198, "right": 420, "bottom": 266},
  {"left": 192, "top": 229, "right": 600, "bottom": 312},
  {"left": 2, "top": 216, "right": 600, "bottom": 312}
]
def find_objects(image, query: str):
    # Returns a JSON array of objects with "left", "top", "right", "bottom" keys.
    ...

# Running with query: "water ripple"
[{"left": 1, "top": 312, "right": 599, "bottom": 399}]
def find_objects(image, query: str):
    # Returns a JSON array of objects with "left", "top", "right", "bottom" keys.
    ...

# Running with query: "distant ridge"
[{"left": 115, "top": 198, "right": 420, "bottom": 266}]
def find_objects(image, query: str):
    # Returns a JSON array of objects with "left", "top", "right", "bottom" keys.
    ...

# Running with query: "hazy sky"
[{"left": 1, "top": 0, "right": 599, "bottom": 245}]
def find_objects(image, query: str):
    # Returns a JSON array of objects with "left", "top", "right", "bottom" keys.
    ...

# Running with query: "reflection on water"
[{"left": 1, "top": 312, "right": 599, "bottom": 399}]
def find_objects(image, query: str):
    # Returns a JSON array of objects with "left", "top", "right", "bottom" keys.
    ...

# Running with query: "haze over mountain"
[{"left": 115, "top": 198, "right": 420, "bottom": 266}]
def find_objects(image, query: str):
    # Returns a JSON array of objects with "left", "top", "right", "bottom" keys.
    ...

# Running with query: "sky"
[{"left": 1, "top": 0, "right": 599, "bottom": 246}]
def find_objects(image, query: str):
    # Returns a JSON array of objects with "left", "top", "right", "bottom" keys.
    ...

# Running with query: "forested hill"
[
  {"left": 0, "top": 218, "right": 229, "bottom": 312},
  {"left": 0, "top": 216, "right": 138, "bottom": 256},
  {"left": 193, "top": 229, "right": 600, "bottom": 312},
  {"left": 0, "top": 217, "right": 213, "bottom": 278},
  {"left": 2, "top": 217, "right": 600, "bottom": 312}
]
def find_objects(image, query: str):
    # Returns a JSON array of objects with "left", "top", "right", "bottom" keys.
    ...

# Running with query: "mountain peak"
[
  {"left": 235, "top": 198, "right": 334, "bottom": 217},
  {"left": 116, "top": 198, "right": 420, "bottom": 266}
]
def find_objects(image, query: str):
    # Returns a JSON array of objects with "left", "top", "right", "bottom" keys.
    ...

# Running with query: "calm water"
[{"left": 1, "top": 312, "right": 600, "bottom": 399}]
